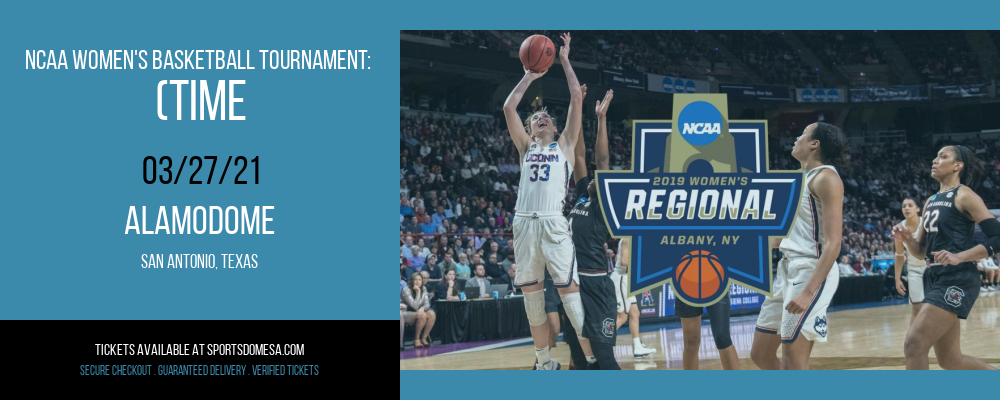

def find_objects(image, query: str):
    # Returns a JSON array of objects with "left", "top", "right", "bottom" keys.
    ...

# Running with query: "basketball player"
[
  {"left": 611, "top": 237, "right": 657, "bottom": 358},
  {"left": 978, "top": 256, "right": 998, "bottom": 291},
  {"left": 893, "top": 197, "right": 926, "bottom": 323},
  {"left": 675, "top": 287, "right": 739, "bottom": 370},
  {"left": 565, "top": 88, "right": 621, "bottom": 369},
  {"left": 894, "top": 145, "right": 999, "bottom": 370},
  {"left": 504, "top": 32, "right": 588, "bottom": 370},
  {"left": 750, "top": 122, "right": 847, "bottom": 370},
  {"left": 981, "top": 256, "right": 999, "bottom": 291}
]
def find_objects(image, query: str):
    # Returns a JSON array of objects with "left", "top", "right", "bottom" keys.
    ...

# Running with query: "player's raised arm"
[
  {"left": 573, "top": 85, "right": 589, "bottom": 183},
  {"left": 503, "top": 67, "right": 547, "bottom": 158},
  {"left": 594, "top": 89, "right": 613, "bottom": 171},
  {"left": 557, "top": 32, "right": 583, "bottom": 162}
]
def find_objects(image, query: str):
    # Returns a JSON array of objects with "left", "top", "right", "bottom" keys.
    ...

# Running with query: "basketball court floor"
[{"left": 400, "top": 291, "right": 1000, "bottom": 370}]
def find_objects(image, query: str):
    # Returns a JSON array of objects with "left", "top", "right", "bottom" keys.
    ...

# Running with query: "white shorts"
[
  {"left": 513, "top": 214, "right": 576, "bottom": 288},
  {"left": 755, "top": 257, "right": 840, "bottom": 344},
  {"left": 907, "top": 265, "right": 926, "bottom": 303},
  {"left": 985, "top": 263, "right": 999, "bottom": 271},
  {"left": 610, "top": 270, "right": 637, "bottom": 314}
]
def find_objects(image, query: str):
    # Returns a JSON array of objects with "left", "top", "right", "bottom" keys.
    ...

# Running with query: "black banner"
[
  {"left": 931, "top": 83, "right": 989, "bottom": 99},
  {"left": 7, "top": 321, "right": 334, "bottom": 384},
  {"left": 719, "top": 84, "right": 791, "bottom": 101},
  {"left": 849, "top": 85, "right": 928, "bottom": 102},
  {"left": 601, "top": 69, "right": 646, "bottom": 90}
]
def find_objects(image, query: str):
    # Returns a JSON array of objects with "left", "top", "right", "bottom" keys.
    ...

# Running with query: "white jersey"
[
  {"left": 895, "top": 220, "right": 926, "bottom": 268},
  {"left": 780, "top": 165, "right": 838, "bottom": 258},
  {"left": 515, "top": 141, "right": 572, "bottom": 216}
]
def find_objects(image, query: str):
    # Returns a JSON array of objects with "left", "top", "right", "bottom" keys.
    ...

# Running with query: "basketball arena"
[{"left": 399, "top": 30, "right": 1000, "bottom": 370}]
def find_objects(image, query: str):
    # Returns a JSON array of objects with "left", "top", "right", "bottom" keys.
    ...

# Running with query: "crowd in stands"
[
  {"left": 799, "top": 31, "right": 884, "bottom": 67},
  {"left": 404, "top": 30, "right": 998, "bottom": 87},
  {"left": 714, "top": 31, "right": 824, "bottom": 87},
  {"left": 402, "top": 94, "right": 1000, "bottom": 286},
  {"left": 401, "top": 30, "right": 508, "bottom": 52},
  {"left": 891, "top": 31, "right": 984, "bottom": 84}
]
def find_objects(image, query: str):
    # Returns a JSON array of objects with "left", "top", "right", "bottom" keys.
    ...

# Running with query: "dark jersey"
[
  {"left": 923, "top": 185, "right": 976, "bottom": 262},
  {"left": 569, "top": 178, "right": 610, "bottom": 273}
]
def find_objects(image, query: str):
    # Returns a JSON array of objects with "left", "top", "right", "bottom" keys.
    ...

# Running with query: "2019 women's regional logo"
[{"left": 595, "top": 94, "right": 804, "bottom": 307}]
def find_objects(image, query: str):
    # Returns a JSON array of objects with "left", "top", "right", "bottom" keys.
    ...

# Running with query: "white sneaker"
[
  {"left": 633, "top": 343, "right": 657, "bottom": 357},
  {"left": 535, "top": 359, "right": 561, "bottom": 370}
]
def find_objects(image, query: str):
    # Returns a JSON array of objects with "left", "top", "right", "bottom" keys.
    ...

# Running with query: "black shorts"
[
  {"left": 675, "top": 292, "right": 731, "bottom": 319},
  {"left": 579, "top": 274, "right": 618, "bottom": 345},
  {"left": 544, "top": 278, "right": 561, "bottom": 314},
  {"left": 923, "top": 263, "right": 980, "bottom": 320}
]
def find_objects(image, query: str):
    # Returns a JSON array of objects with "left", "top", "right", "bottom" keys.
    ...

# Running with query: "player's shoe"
[{"left": 633, "top": 343, "right": 657, "bottom": 357}]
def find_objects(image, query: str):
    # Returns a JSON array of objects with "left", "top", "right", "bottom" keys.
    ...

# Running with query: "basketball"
[
  {"left": 519, "top": 34, "right": 555, "bottom": 73},
  {"left": 675, "top": 250, "right": 726, "bottom": 300}
]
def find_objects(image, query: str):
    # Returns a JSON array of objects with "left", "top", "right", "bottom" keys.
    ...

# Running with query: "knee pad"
[
  {"left": 712, "top": 326, "right": 733, "bottom": 350},
  {"left": 524, "top": 290, "right": 547, "bottom": 326},
  {"left": 708, "top": 304, "right": 733, "bottom": 349},
  {"left": 560, "top": 292, "right": 585, "bottom": 338}
]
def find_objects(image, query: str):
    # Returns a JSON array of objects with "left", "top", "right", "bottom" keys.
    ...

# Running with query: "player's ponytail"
[
  {"left": 952, "top": 145, "right": 984, "bottom": 190},
  {"left": 813, "top": 122, "right": 850, "bottom": 171}
]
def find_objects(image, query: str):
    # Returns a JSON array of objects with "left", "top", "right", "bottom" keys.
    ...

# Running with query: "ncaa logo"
[
  {"left": 814, "top": 89, "right": 827, "bottom": 102},
  {"left": 662, "top": 76, "right": 674, "bottom": 93},
  {"left": 677, "top": 101, "right": 722, "bottom": 146},
  {"left": 673, "top": 78, "right": 685, "bottom": 94},
  {"left": 827, "top": 89, "right": 839, "bottom": 102},
  {"left": 685, "top": 80, "right": 696, "bottom": 93},
  {"left": 801, "top": 89, "right": 813, "bottom": 102}
]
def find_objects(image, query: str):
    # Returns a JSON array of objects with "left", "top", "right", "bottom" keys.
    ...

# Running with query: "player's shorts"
[
  {"left": 984, "top": 262, "right": 999, "bottom": 271},
  {"left": 579, "top": 274, "right": 618, "bottom": 345},
  {"left": 610, "top": 269, "right": 637, "bottom": 314},
  {"left": 675, "top": 291, "right": 730, "bottom": 319},
  {"left": 923, "top": 262, "right": 980, "bottom": 320},
  {"left": 513, "top": 213, "right": 576, "bottom": 288},
  {"left": 907, "top": 264, "right": 926, "bottom": 303},
  {"left": 755, "top": 256, "right": 839, "bottom": 344}
]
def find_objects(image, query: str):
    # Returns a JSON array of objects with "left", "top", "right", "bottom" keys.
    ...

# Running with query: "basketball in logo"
[{"left": 674, "top": 250, "right": 726, "bottom": 300}]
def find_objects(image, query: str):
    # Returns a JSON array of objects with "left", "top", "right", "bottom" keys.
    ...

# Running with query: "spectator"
[
  {"left": 852, "top": 255, "right": 871, "bottom": 275},
  {"left": 408, "top": 246, "right": 426, "bottom": 271},
  {"left": 420, "top": 219, "right": 438, "bottom": 237},
  {"left": 436, "top": 269, "right": 462, "bottom": 301},
  {"left": 501, "top": 253, "right": 514, "bottom": 273},
  {"left": 838, "top": 255, "right": 856, "bottom": 276},
  {"left": 493, "top": 263, "right": 516, "bottom": 293},
  {"left": 432, "top": 205, "right": 447, "bottom": 227},
  {"left": 423, "top": 255, "right": 442, "bottom": 282},
  {"left": 400, "top": 257, "right": 417, "bottom": 281},
  {"left": 401, "top": 274, "right": 436, "bottom": 348},
  {"left": 437, "top": 251, "right": 458, "bottom": 273},
  {"left": 485, "top": 253, "right": 504, "bottom": 279},
  {"left": 464, "top": 264, "right": 492, "bottom": 298},
  {"left": 400, "top": 198, "right": 414, "bottom": 219},
  {"left": 455, "top": 253, "right": 472, "bottom": 279}
]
